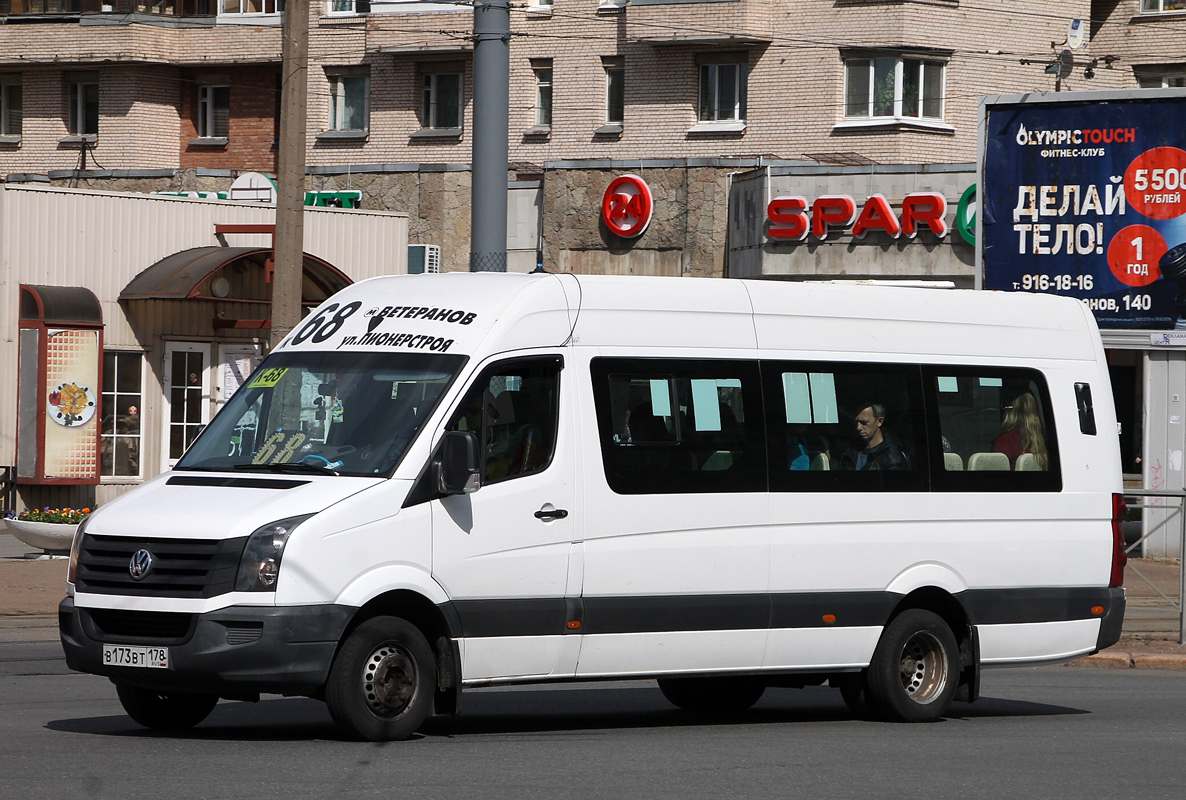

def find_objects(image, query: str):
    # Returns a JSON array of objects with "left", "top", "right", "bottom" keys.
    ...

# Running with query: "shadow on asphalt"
[{"left": 44, "top": 685, "right": 1088, "bottom": 741}]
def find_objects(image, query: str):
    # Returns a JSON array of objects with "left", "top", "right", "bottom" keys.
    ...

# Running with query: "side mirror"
[{"left": 437, "top": 430, "right": 481, "bottom": 495}]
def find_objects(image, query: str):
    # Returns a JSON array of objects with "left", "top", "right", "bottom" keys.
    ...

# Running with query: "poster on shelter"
[
  {"left": 44, "top": 328, "right": 100, "bottom": 479},
  {"left": 984, "top": 96, "right": 1186, "bottom": 329}
]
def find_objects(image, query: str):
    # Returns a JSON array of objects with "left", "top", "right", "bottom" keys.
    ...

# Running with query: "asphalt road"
[{"left": 2, "top": 639, "right": 1185, "bottom": 800}]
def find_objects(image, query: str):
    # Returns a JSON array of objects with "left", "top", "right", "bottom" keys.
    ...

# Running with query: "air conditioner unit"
[{"left": 407, "top": 244, "right": 441, "bottom": 274}]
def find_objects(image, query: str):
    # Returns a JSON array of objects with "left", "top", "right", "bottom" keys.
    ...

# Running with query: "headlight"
[
  {"left": 235, "top": 515, "right": 313, "bottom": 592},
  {"left": 67, "top": 516, "right": 89, "bottom": 588}
]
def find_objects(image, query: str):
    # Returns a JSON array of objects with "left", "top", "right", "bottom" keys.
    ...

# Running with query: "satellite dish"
[
  {"left": 1068, "top": 19, "right": 1085, "bottom": 50},
  {"left": 228, "top": 172, "right": 278, "bottom": 203}
]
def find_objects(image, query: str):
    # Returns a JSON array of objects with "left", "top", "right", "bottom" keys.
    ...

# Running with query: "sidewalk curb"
[{"left": 1069, "top": 652, "right": 1186, "bottom": 670}]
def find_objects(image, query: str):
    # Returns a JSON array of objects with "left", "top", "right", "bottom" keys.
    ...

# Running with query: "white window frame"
[
  {"left": 329, "top": 73, "right": 369, "bottom": 131},
  {"left": 101, "top": 350, "right": 145, "bottom": 481},
  {"left": 161, "top": 342, "right": 212, "bottom": 472},
  {"left": 218, "top": 0, "right": 281, "bottom": 16},
  {"left": 68, "top": 78, "right": 99, "bottom": 136},
  {"left": 422, "top": 71, "right": 463, "bottom": 130},
  {"left": 1137, "top": 71, "right": 1186, "bottom": 88},
  {"left": 534, "top": 64, "right": 553, "bottom": 127},
  {"left": 197, "top": 84, "right": 230, "bottom": 139},
  {"left": 840, "top": 55, "right": 950, "bottom": 131},
  {"left": 1141, "top": 0, "right": 1186, "bottom": 14},
  {"left": 327, "top": 0, "right": 369, "bottom": 14},
  {"left": 527, "top": 0, "right": 552, "bottom": 13},
  {"left": 0, "top": 75, "right": 20, "bottom": 138},
  {"left": 698, "top": 62, "right": 747, "bottom": 123}
]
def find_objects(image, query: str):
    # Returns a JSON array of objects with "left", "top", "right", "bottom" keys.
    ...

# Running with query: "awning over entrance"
[{"left": 119, "top": 246, "right": 351, "bottom": 302}]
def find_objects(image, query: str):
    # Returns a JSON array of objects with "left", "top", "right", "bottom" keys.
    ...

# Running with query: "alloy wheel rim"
[{"left": 898, "top": 630, "right": 948, "bottom": 704}]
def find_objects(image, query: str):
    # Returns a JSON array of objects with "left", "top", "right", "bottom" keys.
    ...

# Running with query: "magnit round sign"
[{"left": 983, "top": 95, "right": 1186, "bottom": 329}]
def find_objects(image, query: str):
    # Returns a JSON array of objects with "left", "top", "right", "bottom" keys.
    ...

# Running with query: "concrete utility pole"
[
  {"left": 272, "top": 0, "right": 310, "bottom": 346},
  {"left": 470, "top": 0, "right": 510, "bottom": 272}
]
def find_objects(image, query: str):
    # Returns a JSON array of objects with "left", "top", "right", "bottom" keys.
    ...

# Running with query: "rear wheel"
[
  {"left": 115, "top": 683, "right": 218, "bottom": 731},
  {"left": 657, "top": 677, "right": 765, "bottom": 714},
  {"left": 325, "top": 616, "right": 436, "bottom": 741},
  {"left": 866, "top": 609, "right": 959, "bottom": 723}
]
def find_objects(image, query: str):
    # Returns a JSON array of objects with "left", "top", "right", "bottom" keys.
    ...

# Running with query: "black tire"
[
  {"left": 866, "top": 609, "right": 959, "bottom": 723},
  {"left": 115, "top": 683, "right": 218, "bottom": 731},
  {"left": 325, "top": 616, "right": 436, "bottom": 741},
  {"left": 657, "top": 677, "right": 765, "bottom": 714}
]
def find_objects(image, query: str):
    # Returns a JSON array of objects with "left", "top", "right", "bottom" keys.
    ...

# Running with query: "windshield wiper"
[{"left": 234, "top": 462, "right": 339, "bottom": 476}]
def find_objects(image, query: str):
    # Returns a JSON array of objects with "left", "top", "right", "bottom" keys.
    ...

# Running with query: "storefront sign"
[
  {"left": 602, "top": 174, "right": 653, "bottom": 238},
  {"left": 983, "top": 95, "right": 1186, "bottom": 329},
  {"left": 766, "top": 192, "right": 949, "bottom": 241}
]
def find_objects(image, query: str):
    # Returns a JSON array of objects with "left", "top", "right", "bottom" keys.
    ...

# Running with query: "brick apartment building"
[{"left": 0, "top": 0, "right": 1183, "bottom": 277}]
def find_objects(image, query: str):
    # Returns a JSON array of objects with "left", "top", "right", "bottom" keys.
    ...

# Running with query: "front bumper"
[{"left": 59, "top": 597, "right": 355, "bottom": 697}]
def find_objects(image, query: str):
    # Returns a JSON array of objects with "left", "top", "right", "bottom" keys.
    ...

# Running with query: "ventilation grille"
[{"left": 84, "top": 608, "right": 194, "bottom": 644}]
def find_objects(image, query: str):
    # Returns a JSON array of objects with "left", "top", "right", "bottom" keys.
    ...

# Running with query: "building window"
[
  {"left": 1137, "top": 71, "right": 1186, "bottom": 88},
  {"left": 197, "top": 85, "right": 230, "bottom": 139},
  {"left": 534, "top": 62, "right": 553, "bottom": 127},
  {"left": 327, "top": 0, "right": 369, "bottom": 13},
  {"left": 698, "top": 61, "right": 747, "bottom": 122},
  {"left": 0, "top": 76, "right": 20, "bottom": 137},
  {"left": 422, "top": 70, "right": 463, "bottom": 130},
  {"left": 101, "top": 352, "right": 143, "bottom": 479},
  {"left": 1141, "top": 0, "right": 1186, "bottom": 12},
  {"left": 844, "top": 56, "right": 944, "bottom": 121},
  {"left": 219, "top": 0, "right": 281, "bottom": 13},
  {"left": 68, "top": 76, "right": 99, "bottom": 136},
  {"left": 606, "top": 62, "right": 624, "bottom": 125},
  {"left": 329, "top": 73, "right": 369, "bottom": 131}
]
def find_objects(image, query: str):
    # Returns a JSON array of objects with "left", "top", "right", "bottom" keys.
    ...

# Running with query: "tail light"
[{"left": 1110, "top": 493, "right": 1128, "bottom": 588}]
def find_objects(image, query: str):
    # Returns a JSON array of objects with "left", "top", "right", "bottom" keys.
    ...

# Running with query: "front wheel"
[
  {"left": 115, "top": 683, "right": 218, "bottom": 731},
  {"left": 866, "top": 609, "right": 959, "bottom": 723},
  {"left": 325, "top": 616, "right": 436, "bottom": 741}
]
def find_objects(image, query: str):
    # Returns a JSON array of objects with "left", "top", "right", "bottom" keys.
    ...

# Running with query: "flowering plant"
[{"left": 6, "top": 507, "right": 91, "bottom": 524}]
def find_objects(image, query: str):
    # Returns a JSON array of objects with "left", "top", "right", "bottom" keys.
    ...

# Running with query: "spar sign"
[
  {"left": 983, "top": 93, "right": 1186, "bottom": 329},
  {"left": 602, "top": 174, "right": 654, "bottom": 238},
  {"left": 766, "top": 193, "right": 950, "bottom": 241}
]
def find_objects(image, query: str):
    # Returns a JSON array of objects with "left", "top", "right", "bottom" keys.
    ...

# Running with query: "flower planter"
[{"left": 3, "top": 519, "right": 78, "bottom": 553}]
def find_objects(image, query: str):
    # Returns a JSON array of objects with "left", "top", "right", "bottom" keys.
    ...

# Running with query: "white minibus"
[{"left": 60, "top": 273, "right": 1127, "bottom": 740}]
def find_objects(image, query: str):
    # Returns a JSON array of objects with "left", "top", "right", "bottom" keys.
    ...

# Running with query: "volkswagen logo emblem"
[{"left": 129, "top": 549, "right": 153, "bottom": 581}]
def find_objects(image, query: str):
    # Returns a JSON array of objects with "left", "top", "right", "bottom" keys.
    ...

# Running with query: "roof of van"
[{"left": 280, "top": 273, "right": 1101, "bottom": 363}]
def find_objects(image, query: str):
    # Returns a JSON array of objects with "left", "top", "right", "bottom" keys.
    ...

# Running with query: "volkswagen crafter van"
[{"left": 60, "top": 273, "right": 1127, "bottom": 740}]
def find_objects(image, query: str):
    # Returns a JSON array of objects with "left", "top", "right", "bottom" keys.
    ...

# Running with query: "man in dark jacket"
[{"left": 838, "top": 402, "right": 909, "bottom": 471}]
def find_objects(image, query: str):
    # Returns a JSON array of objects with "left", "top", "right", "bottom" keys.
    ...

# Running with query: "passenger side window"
[
  {"left": 447, "top": 356, "right": 561, "bottom": 484},
  {"left": 592, "top": 358, "right": 764, "bottom": 494},
  {"left": 925, "top": 367, "right": 1060, "bottom": 492},
  {"left": 763, "top": 361, "right": 927, "bottom": 492}
]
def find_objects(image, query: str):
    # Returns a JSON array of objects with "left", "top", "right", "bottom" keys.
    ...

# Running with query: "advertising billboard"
[{"left": 983, "top": 91, "right": 1186, "bottom": 329}]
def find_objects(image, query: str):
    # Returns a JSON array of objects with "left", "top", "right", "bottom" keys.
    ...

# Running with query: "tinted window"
[
  {"left": 925, "top": 366, "right": 1060, "bottom": 492},
  {"left": 763, "top": 361, "right": 928, "bottom": 492},
  {"left": 592, "top": 358, "right": 765, "bottom": 494},
  {"left": 446, "top": 356, "right": 561, "bottom": 484}
]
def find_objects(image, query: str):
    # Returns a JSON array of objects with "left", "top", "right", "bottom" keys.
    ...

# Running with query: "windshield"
[{"left": 176, "top": 351, "right": 466, "bottom": 477}]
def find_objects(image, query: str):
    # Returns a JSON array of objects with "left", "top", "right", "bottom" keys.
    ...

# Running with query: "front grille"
[
  {"left": 84, "top": 608, "right": 195, "bottom": 644},
  {"left": 75, "top": 533, "right": 248, "bottom": 598}
]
